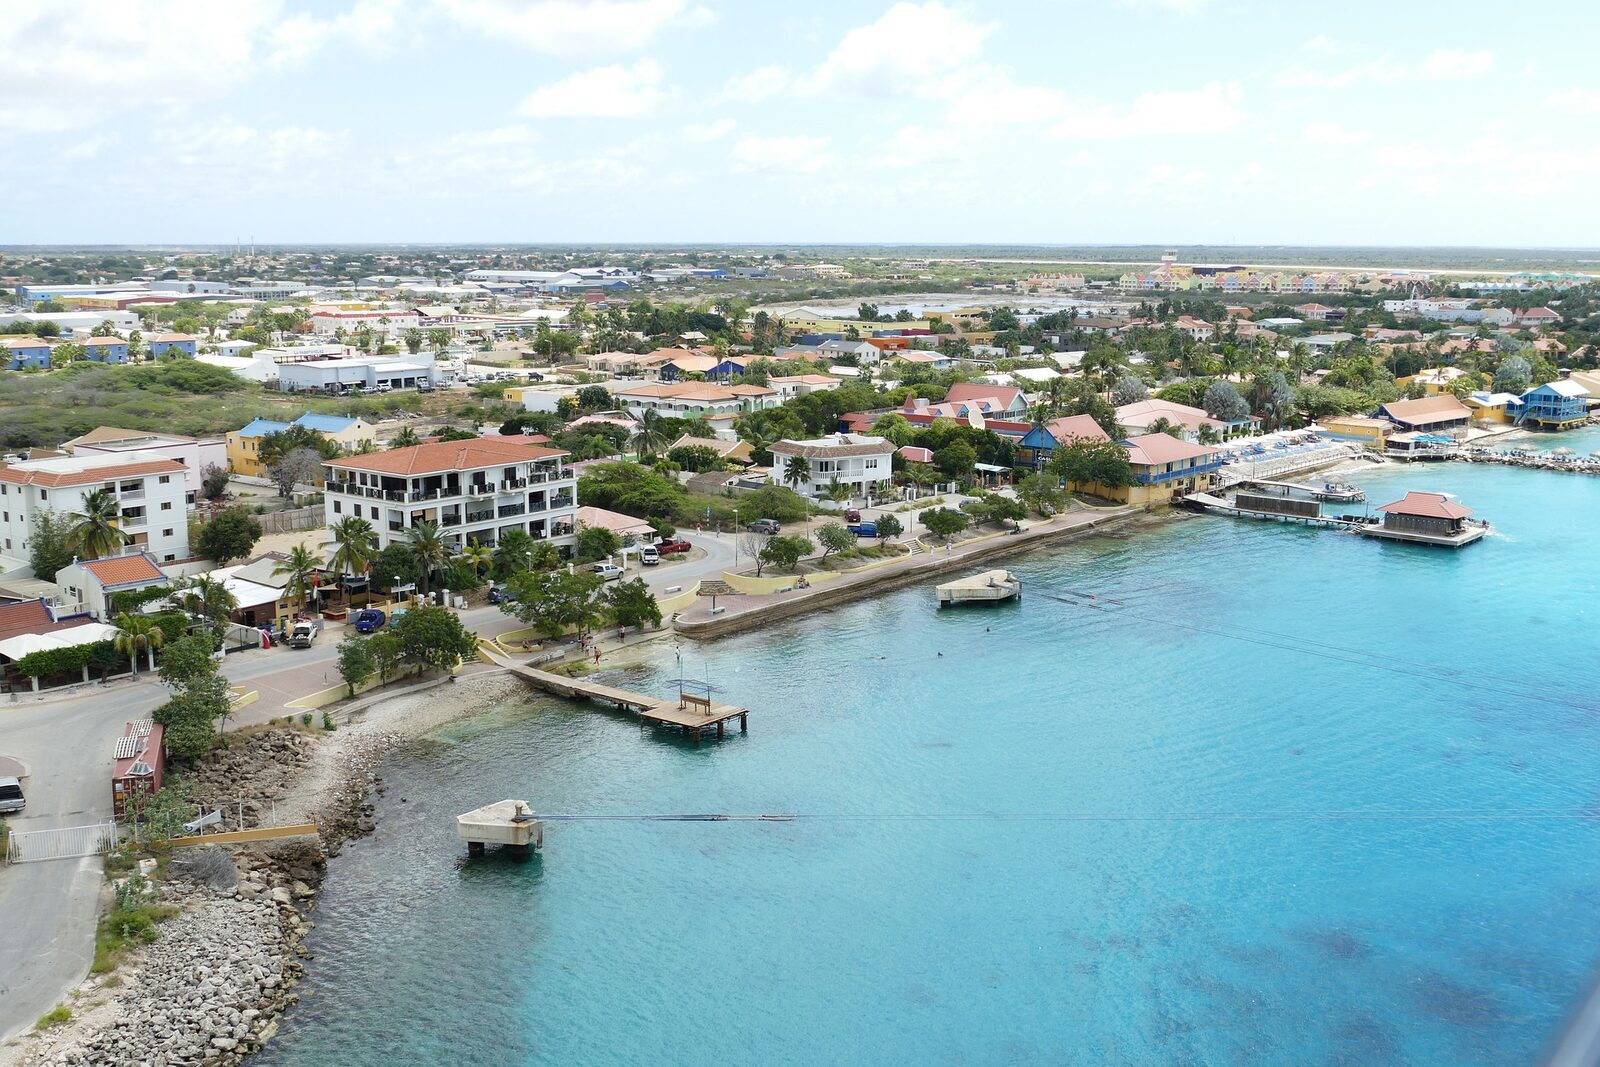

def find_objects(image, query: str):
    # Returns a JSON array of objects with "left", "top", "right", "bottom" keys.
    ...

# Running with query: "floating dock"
[
  {"left": 937, "top": 569, "right": 1022, "bottom": 607},
  {"left": 457, "top": 799, "right": 543, "bottom": 857},
  {"left": 506, "top": 663, "right": 749, "bottom": 742},
  {"left": 1183, "top": 489, "right": 1488, "bottom": 548}
]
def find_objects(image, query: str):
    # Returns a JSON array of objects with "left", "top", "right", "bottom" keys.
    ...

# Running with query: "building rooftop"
[
  {"left": 80, "top": 553, "right": 166, "bottom": 587},
  {"left": 0, "top": 451, "right": 185, "bottom": 488},
  {"left": 1377, "top": 491, "right": 1472, "bottom": 520},
  {"left": 1121, "top": 433, "right": 1220, "bottom": 467},
  {"left": 769, "top": 433, "right": 894, "bottom": 459},
  {"left": 328, "top": 438, "right": 566, "bottom": 476}
]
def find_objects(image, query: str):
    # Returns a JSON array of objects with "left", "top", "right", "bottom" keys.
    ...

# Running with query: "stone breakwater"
[{"left": 7, "top": 726, "right": 402, "bottom": 1067}]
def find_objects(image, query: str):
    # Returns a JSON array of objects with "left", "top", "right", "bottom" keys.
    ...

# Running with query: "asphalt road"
[{"left": 0, "top": 531, "right": 739, "bottom": 1039}]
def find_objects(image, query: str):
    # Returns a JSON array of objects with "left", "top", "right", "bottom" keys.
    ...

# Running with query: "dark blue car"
[{"left": 353, "top": 608, "right": 386, "bottom": 634}]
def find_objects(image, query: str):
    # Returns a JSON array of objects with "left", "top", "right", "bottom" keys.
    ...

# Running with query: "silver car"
[{"left": 0, "top": 776, "right": 24, "bottom": 815}]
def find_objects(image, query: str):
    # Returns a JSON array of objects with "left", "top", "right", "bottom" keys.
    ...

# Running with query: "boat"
[{"left": 1318, "top": 481, "right": 1365, "bottom": 503}]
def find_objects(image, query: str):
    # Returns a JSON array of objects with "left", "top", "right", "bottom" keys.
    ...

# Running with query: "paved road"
[
  {"left": 0, "top": 684, "right": 163, "bottom": 1040},
  {"left": 0, "top": 536, "right": 739, "bottom": 1038}
]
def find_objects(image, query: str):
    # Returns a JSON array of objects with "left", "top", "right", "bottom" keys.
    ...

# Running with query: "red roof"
[
  {"left": 945, "top": 383, "right": 1022, "bottom": 409},
  {"left": 898, "top": 445, "right": 934, "bottom": 463},
  {"left": 1044, "top": 414, "right": 1110, "bottom": 444},
  {"left": 328, "top": 438, "right": 566, "bottom": 476},
  {"left": 1376, "top": 491, "right": 1472, "bottom": 520},
  {"left": 1121, "top": 433, "right": 1220, "bottom": 467},
  {"left": 0, "top": 599, "right": 93, "bottom": 642},
  {"left": 0, "top": 457, "right": 186, "bottom": 488},
  {"left": 81, "top": 553, "right": 166, "bottom": 587}
]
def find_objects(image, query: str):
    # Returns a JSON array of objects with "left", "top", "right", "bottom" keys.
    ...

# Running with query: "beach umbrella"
[
  {"left": 1589, "top": 450, "right": 1600, "bottom": 458},
  {"left": 1552, "top": 446, "right": 1576, "bottom": 456}
]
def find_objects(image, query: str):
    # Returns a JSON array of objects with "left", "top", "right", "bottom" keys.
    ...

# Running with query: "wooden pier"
[{"left": 506, "top": 663, "right": 749, "bottom": 742}]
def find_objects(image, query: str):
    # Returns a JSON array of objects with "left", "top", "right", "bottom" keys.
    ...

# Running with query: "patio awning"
[{"left": 0, "top": 622, "right": 121, "bottom": 661}]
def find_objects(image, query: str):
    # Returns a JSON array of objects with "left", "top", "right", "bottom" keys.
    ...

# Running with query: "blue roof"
[
  {"left": 237, "top": 418, "right": 292, "bottom": 438},
  {"left": 293, "top": 413, "right": 360, "bottom": 433}
]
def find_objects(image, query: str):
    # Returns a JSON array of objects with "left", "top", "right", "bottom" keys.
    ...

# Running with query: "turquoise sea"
[{"left": 257, "top": 439, "right": 1600, "bottom": 1067}]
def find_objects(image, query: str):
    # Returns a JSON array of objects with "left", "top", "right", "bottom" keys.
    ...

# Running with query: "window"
[
  {"left": 158, "top": 475, "right": 171, "bottom": 484},
  {"left": 161, "top": 501, "right": 172, "bottom": 511},
  {"left": 162, "top": 529, "right": 173, "bottom": 537},
  {"left": 333, "top": 500, "right": 342, "bottom": 514}
]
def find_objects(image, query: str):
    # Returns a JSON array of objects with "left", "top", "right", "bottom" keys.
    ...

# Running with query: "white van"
[{"left": 0, "top": 776, "right": 25, "bottom": 815}]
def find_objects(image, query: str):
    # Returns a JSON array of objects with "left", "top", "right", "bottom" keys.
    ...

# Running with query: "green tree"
[
  {"left": 920, "top": 507, "right": 969, "bottom": 542},
  {"left": 368, "top": 631, "right": 404, "bottom": 685},
  {"left": 176, "top": 575, "right": 237, "bottom": 636},
  {"left": 403, "top": 327, "right": 424, "bottom": 354},
  {"left": 1201, "top": 379, "right": 1250, "bottom": 423},
  {"left": 507, "top": 569, "right": 604, "bottom": 638},
  {"left": 336, "top": 633, "right": 375, "bottom": 697},
  {"left": 666, "top": 444, "right": 721, "bottom": 472},
  {"left": 459, "top": 538, "right": 493, "bottom": 580},
  {"left": 601, "top": 578, "right": 661, "bottom": 634},
  {"left": 272, "top": 543, "right": 322, "bottom": 613},
  {"left": 388, "top": 426, "right": 420, "bottom": 450},
  {"left": 758, "top": 534, "right": 813, "bottom": 574},
  {"left": 153, "top": 677, "right": 230, "bottom": 760},
  {"left": 405, "top": 520, "right": 446, "bottom": 595},
  {"left": 816, "top": 521, "right": 853, "bottom": 559},
  {"left": 374, "top": 543, "right": 422, "bottom": 593},
  {"left": 575, "top": 524, "right": 622, "bottom": 562},
  {"left": 194, "top": 509, "right": 262, "bottom": 564},
  {"left": 28, "top": 508, "right": 73, "bottom": 581},
  {"left": 325, "top": 515, "right": 378, "bottom": 579},
  {"left": 632, "top": 409, "right": 669, "bottom": 457},
  {"left": 1050, "top": 439, "right": 1134, "bottom": 491},
  {"left": 874, "top": 513, "right": 903, "bottom": 543},
  {"left": 933, "top": 440, "right": 978, "bottom": 482},
  {"left": 66, "top": 487, "right": 128, "bottom": 560},
  {"left": 112, "top": 612, "right": 165, "bottom": 675},
  {"left": 155, "top": 634, "right": 214, "bottom": 690},
  {"left": 577, "top": 384, "right": 612, "bottom": 410},
  {"left": 782, "top": 455, "right": 810, "bottom": 493},
  {"left": 390, "top": 604, "right": 477, "bottom": 676}
]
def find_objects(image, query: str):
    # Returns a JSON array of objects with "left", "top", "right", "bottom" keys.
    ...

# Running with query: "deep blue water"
[{"left": 257, "top": 448, "right": 1600, "bottom": 1067}]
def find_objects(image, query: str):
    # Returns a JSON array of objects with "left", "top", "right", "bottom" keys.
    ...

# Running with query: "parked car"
[
  {"left": 847, "top": 521, "right": 878, "bottom": 538},
  {"left": 592, "top": 562, "right": 625, "bottom": 581},
  {"left": 845, "top": 508, "right": 862, "bottom": 523},
  {"left": 487, "top": 583, "right": 517, "bottom": 604},
  {"left": 288, "top": 617, "right": 322, "bottom": 649},
  {"left": 353, "top": 608, "right": 386, "bottom": 633},
  {"left": 746, "top": 518, "right": 780, "bottom": 535},
  {"left": 656, "top": 537, "right": 691, "bottom": 554},
  {"left": 640, "top": 545, "right": 660, "bottom": 566},
  {"left": 0, "top": 776, "right": 25, "bottom": 815}
]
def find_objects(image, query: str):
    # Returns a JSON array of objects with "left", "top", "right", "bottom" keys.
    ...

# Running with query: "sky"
[{"left": 5, "top": 0, "right": 1600, "bottom": 247}]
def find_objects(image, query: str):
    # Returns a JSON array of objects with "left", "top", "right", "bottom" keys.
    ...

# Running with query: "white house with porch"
[{"left": 768, "top": 433, "right": 895, "bottom": 502}]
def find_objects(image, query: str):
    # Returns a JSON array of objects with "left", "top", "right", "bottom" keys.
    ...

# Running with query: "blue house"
[
  {"left": 1016, "top": 414, "right": 1111, "bottom": 470},
  {"left": 80, "top": 337, "right": 131, "bottom": 363},
  {"left": 1513, "top": 380, "right": 1590, "bottom": 430},
  {"left": 148, "top": 333, "right": 199, "bottom": 358},
  {"left": 2, "top": 337, "right": 51, "bottom": 370}
]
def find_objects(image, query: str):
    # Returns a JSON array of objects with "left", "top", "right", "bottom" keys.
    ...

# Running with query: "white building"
[
  {"left": 308, "top": 306, "right": 421, "bottom": 337},
  {"left": 0, "top": 452, "right": 192, "bottom": 569},
  {"left": 53, "top": 552, "right": 170, "bottom": 620},
  {"left": 62, "top": 427, "right": 226, "bottom": 500},
  {"left": 768, "top": 433, "right": 895, "bottom": 502},
  {"left": 277, "top": 353, "right": 445, "bottom": 393},
  {"left": 0, "top": 310, "right": 140, "bottom": 334},
  {"left": 322, "top": 437, "right": 577, "bottom": 554}
]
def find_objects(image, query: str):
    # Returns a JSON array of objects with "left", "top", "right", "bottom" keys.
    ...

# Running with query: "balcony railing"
[
  {"left": 465, "top": 510, "right": 494, "bottom": 524},
  {"left": 548, "top": 495, "right": 574, "bottom": 510},
  {"left": 118, "top": 490, "right": 145, "bottom": 501},
  {"left": 497, "top": 505, "right": 526, "bottom": 518},
  {"left": 441, "top": 515, "right": 462, "bottom": 527},
  {"left": 468, "top": 483, "right": 496, "bottom": 496},
  {"left": 500, "top": 478, "right": 528, "bottom": 492}
]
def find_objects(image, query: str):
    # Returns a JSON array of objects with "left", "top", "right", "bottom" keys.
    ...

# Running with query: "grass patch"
[
  {"left": 92, "top": 875, "right": 178, "bottom": 974},
  {"left": 35, "top": 1004, "right": 71, "bottom": 1030}
]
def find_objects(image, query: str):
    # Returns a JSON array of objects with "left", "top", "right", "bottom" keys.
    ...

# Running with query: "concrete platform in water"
[
  {"left": 937, "top": 569, "right": 1022, "bottom": 607},
  {"left": 457, "top": 799, "right": 544, "bottom": 857}
]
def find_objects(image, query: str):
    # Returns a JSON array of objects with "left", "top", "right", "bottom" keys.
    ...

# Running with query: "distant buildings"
[
  {"left": 62, "top": 427, "right": 226, "bottom": 500},
  {"left": 227, "top": 413, "right": 376, "bottom": 477}
]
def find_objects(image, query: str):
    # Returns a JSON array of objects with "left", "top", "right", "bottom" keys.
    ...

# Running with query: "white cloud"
[
  {"left": 1277, "top": 48, "right": 1495, "bottom": 88},
  {"left": 719, "top": 65, "right": 791, "bottom": 104},
  {"left": 435, "top": 0, "right": 711, "bottom": 55},
  {"left": 517, "top": 59, "right": 665, "bottom": 118},
  {"left": 1544, "top": 88, "right": 1600, "bottom": 114},
  {"left": 682, "top": 118, "right": 735, "bottom": 142},
  {"left": 729, "top": 135, "right": 831, "bottom": 174},
  {"left": 1117, "top": 81, "right": 1243, "bottom": 136},
  {"left": 809, "top": 2, "right": 991, "bottom": 97},
  {"left": 268, "top": 0, "right": 408, "bottom": 67},
  {"left": 1118, "top": 0, "right": 1208, "bottom": 12},
  {"left": 1301, "top": 121, "right": 1370, "bottom": 146}
]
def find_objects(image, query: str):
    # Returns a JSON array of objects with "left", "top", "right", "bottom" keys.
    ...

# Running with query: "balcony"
[
  {"left": 441, "top": 515, "right": 462, "bottom": 527},
  {"left": 499, "top": 478, "right": 528, "bottom": 492},
  {"left": 468, "top": 483, "right": 496, "bottom": 496},
  {"left": 117, "top": 490, "right": 146, "bottom": 501},
  {"left": 465, "top": 510, "right": 494, "bottom": 524},
  {"left": 497, "top": 505, "right": 526, "bottom": 519},
  {"left": 548, "top": 494, "right": 574, "bottom": 510}
]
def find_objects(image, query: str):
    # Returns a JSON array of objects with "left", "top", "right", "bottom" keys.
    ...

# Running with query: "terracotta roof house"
[
  {"left": 1115, "top": 398, "right": 1235, "bottom": 441},
  {"left": 1017, "top": 414, "right": 1111, "bottom": 470},
  {"left": 1374, "top": 394, "right": 1472, "bottom": 434},
  {"left": 54, "top": 552, "right": 168, "bottom": 620}
]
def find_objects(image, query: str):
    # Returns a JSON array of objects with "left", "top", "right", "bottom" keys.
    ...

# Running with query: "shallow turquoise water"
[{"left": 258, "top": 454, "right": 1600, "bottom": 1067}]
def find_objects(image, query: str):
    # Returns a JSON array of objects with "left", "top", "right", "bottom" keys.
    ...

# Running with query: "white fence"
[{"left": 6, "top": 821, "right": 120, "bottom": 864}]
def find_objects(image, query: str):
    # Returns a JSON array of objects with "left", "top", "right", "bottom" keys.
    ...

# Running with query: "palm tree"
[
  {"left": 405, "top": 520, "right": 445, "bottom": 595},
  {"left": 388, "top": 427, "right": 420, "bottom": 450},
  {"left": 178, "top": 575, "right": 239, "bottom": 636},
  {"left": 782, "top": 455, "right": 811, "bottom": 493},
  {"left": 824, "top": 476, "right": 852, "bottom": 507},
  {"left": 492, "top": 529, "right": 535, "bottom": 578},
  {"left": 66, "top": 488, "right": 128, "bottom": 560},
  {"left": 272, "top": 543, "right": 322, "bottom": 613},
  {"left": 460, "top": 538, "right": 493, "bottom": 579},
  {"left": 632, "top": 409, "right": 668, "bottom": 457},
  {"left": 905, "top": 462, "right": 937, "bottom": 499},
  {"left": 325, "top": 515, "right": 378, "bottom": 581},
  {"left": 112, "top": 612, "right": 163, "bottom": 675}
]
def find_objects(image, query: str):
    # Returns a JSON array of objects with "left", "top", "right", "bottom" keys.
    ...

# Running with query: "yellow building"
[
  {"left": 1397, "top": 367, "right": 1471, "bottom": 396},
  {"left": 227, "top": 413, "right": 376, "bottom": 477},
  {"left": 1315, "top": 416, "right": 1391, "bottom": 451},
  {"left": 1462, "top": 393, "right": 1518, "bottom": 425}
]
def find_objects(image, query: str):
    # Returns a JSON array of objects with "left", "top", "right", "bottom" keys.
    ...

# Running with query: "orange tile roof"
[
  {"left": 327, "top": 438, "right": 567, "bottom": 476},
  {"left": 1122, "top": 433, "right": 1220, "bottom": 467},
  {"left": 1377, "top": 491, "right": 1472, "bottom": 520},
  {"left": 81, "top": 336, "right": 127, "bottom": 346},
  {"left": 81, "top": 553, "right": 166, "bottom": 587},
  {"left": 0, "top": 457, "right": 185, "bottom": 488}
]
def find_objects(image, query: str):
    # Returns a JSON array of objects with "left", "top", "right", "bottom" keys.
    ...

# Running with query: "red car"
[
  {"left": 845, "top": 509, "right": 862, "bottom": 523},
  {"left": 656, "top": 537, "right": 692, "bottom": 554}
]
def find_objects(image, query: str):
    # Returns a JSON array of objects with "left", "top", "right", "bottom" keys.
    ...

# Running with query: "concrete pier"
[
  {"left": 457, "top": 799, "right": 544, "bottom": 857},
  {"left": 936, "top": 569, "right": 1022, "bottom": 607}
]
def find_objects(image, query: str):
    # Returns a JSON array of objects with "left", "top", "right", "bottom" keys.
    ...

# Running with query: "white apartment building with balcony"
[
  {"left": 321, "top": 437, "right": 577, "bottom": 554},
  {"left": 767, "top": 433, "right": 896, "bottom": 502},
  {"left": 0, "top": 452, "right": 192, "bottom": 570}
]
